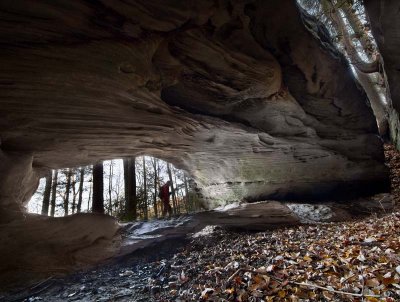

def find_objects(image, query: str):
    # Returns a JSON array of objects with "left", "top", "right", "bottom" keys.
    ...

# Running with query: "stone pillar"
[{"left": 0, "top": 149, "right": 40, "bottom": 223}]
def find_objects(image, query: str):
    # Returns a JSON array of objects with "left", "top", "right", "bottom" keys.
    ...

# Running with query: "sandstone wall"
[{"left": 0, "top": 0, "right": 389, "bottom": 213}]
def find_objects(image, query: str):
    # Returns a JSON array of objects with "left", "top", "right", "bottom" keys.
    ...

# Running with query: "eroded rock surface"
[
  {"left": 0, "top": 0, "right": 389, "bottom": 211},
  {"left": 0, "top": 214, "right": 121, "bottom": 290},
  {"left": 365, "top": 1, "right": 400, "bottom": 149},
  {"left": 0, "top": 0, "right": 392, "bottom": 290}
]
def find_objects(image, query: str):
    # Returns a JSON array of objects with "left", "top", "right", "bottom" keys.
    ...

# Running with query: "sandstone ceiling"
[{"left": 0, "top": 0, "right": 390, "bottom": 212}]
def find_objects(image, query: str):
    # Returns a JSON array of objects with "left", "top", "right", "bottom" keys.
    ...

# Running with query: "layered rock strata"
[
  {"left": 0, "top": 0, "right": 391, "bottom": 289},
  {"left": 0, "top": 0, "right": 389, "bottom": 212}
]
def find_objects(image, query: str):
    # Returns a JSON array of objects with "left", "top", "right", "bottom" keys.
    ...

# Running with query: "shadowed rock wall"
[
  {"left": 365, "top": 0, "right": 400, "bottom": 150},
  {"left": 0, "top": 0, "right": 389, "bottom": 213}
]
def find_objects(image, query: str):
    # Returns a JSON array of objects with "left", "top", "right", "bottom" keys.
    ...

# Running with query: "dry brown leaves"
[{"left": 163, "top": 213, "right": 400, "bottom": 301}]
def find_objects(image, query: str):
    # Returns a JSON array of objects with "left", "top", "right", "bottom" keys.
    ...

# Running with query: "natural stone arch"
[{"left": 0, "top": 0, "right": 391, "bottom": 289}]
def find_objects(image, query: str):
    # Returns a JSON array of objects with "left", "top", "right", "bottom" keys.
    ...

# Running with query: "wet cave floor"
[{"left": 2, "top": 144, "right": 400, "bottom": 302}]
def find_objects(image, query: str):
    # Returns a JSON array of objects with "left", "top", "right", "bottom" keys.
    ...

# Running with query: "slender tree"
[
  {"left": 71, "top": 172, "right": 77, "bottom": 214},
  {"left": 130, "top": 158, "right": 136, "bottom": 219},
  {"left": 184, "top": 173, "right": 190, "bottom": 213},
  {"left": 87, "top": 173, "right": 92, "bottom": 212},
  {"left": 300, "top": 0, "right": 388, "bottom": 136},
  {"left": 77, "top": 167, "right": 84, "bottom": 213},
  {"left": 111, "top": 163, "right": 123, "bottom": 215},
  {"left": 92, "top": 161, "right": 104, "bottom": 214},
  {"left": 123, "top": 157, "right": 137, "bottom": 220},
  {"left": 323, "top": 0, "right": 387, "bottom": 135},
  {"left": 143, "top": 157, "right": 148, "bottom": 220},
  {"left": 174, "top": 171, "right": 182, "bottom": 214},
  {"left": 41, "top": 171, "right": 52, "bottom": 215},
  {"left": 64, "top": 168, "right": 72, "bottom": 216},
  {"left": 167, "top": 163, "right": 177, "bottom": 215},
  {"left": 108, "top": 161, "right": 114, "bottom": 215},
  {"left": 152, "top": 158, "right": 159, "bottom": 218},
  {"left": 123, "top": 159, "right": 129, "bottom": 206},
  {"left": 50, "top": 170, "right": 58, "bottom": 217}
]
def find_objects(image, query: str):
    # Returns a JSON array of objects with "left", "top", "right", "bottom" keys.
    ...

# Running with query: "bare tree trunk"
[
  {"left": 77, "top": 167, "right": 84, "bottom": 213},
  {"left": 319, "top": 0, "right": 388, "bottom": 136},
  {"left": 64, "top": 169, "right": 72, "bottom": 216},
  {"left": 152, "top": 158, "right": 158, "bottom": 218},
  {"left": 87, "top": 175, "right": 92, "bottom": 212},
  {"left": 72, "top": 173, "right": 77, "bottom": 214},
  {"left": 108, "top": 161, "right": 113, "bottom": 215},
  {"left": 143, "top": 157, "right": 148, "bottom": 220},
  {"left": 123, "top": 159, "right": 129, "bottom": 207},
  {"left": 167, "top": 163, "right": 177, "bottom": 215},
  {"left": 41, "top": 171, "right": 52, "bottom": 215},
  {"left": 354, "top": 69, "right": 388, "bottom": 135},
  {"left": 174, "top": 172, "right": 180, "bottom": 214},
  {"left": 124, "top": 157, "right": 137, "bottom": 220},
  {"left": 50, "top": 170, "right": 58, "bottom": 217},
  {"left": 321, "top": 0, "right": 379, "bottom": 73},
  {"left": 92, "top": 161, "right": 104, "bottom": 214},
  {"left": 341, "top": 2, "right": 373, "bottom": 55},
  {"left": 184, "top": 173, "right": 190, "bottom": 213},
  {"left": 113, "top": 168, "right": 121, "bottom": 215},
  {"left": 131, "top": 159, "right": 137, "bottom": 220}
]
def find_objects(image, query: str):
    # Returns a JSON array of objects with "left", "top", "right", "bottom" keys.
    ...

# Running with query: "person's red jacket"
[{"left": 160, "top": 183, "right": 170, "bottom": 201}]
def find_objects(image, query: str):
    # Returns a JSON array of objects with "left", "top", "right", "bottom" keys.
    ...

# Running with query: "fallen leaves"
[{"left": 146, "top": 211, "right": 400, "bottom": 301}]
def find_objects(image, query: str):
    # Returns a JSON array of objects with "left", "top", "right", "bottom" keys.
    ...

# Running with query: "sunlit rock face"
[
  {"left": 365, "top": 0, "right": 400, "bottom": 149},
  {"left": 0, "top": 0, "right": 389, "bottom": 212}
]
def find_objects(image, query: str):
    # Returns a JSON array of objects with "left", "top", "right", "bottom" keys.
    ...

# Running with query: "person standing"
[{"left": 159, "top": 181, "right": 172, "bottom": 218}]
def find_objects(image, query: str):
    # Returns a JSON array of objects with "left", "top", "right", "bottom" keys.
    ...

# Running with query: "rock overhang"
[
  {"left": 0, "top": 0, "right": 397, "bottom": 290},
  {"left": 0, "top": 0, "right": 390, "bottom": 212}
]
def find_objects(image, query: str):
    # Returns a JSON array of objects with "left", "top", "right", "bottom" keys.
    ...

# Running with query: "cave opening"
[{"left": 27, "top": 156, "right": 203, "bottom": 220}]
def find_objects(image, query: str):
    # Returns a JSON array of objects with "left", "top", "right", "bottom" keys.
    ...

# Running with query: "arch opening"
[{"left": 27, "top": 157, "right": 204, "bottom": 220}]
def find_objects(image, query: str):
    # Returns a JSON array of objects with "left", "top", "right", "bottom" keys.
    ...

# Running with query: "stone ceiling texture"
[{"left": 0, "top": 0, "right": 390, "bottom": 214}]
